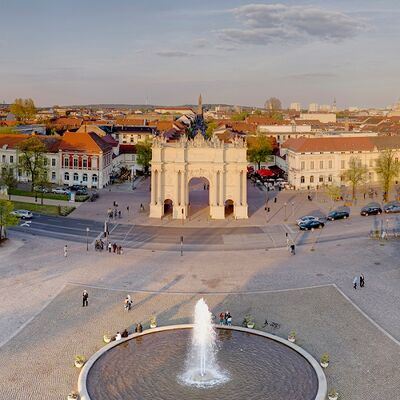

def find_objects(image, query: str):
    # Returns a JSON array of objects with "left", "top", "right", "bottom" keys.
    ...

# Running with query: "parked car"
[
  {"left": 327, "top": 210, "right": 350, "bottom": 221},
  {"left": 52, "top": 187, "right": 70, "bottom": 195},
  {"left": 11, "top": 209, "right": 33, "bottom": 219},
  {"left": 360, "top": 204, "right": 382, "bottom": 216},
  {"left": 296, "top": 215, "right": 320, "bottom": 226},
  {"left": 34, "top": 186, "right": 50, "bottom": 193},
  {"left": 299, "top": 219, "right": 325, "bottom": 230},
  {"left": 383, "top": 202, "right": 400, "bottom": 214}
]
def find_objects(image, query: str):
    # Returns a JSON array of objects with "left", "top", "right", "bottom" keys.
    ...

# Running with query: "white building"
[
  {"left": 299, "top": 113, "right": 337, "bottom": 124},
  {"left": 308, "top": 103, "right": 319, "bottom": 112},
  {"left": 289, "top": 102, "right": 301, "bottom": 112},
  {"left": 257, "top": 124, "right": 314, "bottom": 145}
]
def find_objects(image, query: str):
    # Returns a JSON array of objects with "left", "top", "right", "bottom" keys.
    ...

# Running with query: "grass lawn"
[
  {"left": 11, "top": 201, "right": 75, "bottom": 216},
  {"left": 10, "top": 189, "right": 68, "bottom": 201}
]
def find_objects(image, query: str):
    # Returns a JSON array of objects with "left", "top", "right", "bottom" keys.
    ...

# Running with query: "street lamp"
[
  {"left": 291, "top": 201, "right": 294, "bottom": 216},
  {"left": 86, "top": 227, "right": 90, "bottom": 251},
  {"left": 180, "top": 235, "right": 183, "bottom": 256},
  {"left": 284, "top": 202, "right": 287, "bottom": 221}
]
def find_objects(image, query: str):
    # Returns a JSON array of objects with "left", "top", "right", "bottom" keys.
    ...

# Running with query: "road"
[{"left": 10, "top": 212, "right": 400, "bottom": 251}]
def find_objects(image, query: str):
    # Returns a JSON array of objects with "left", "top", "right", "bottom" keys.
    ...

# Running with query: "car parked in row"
[
  {"left": 383, "top": 202, "right": 400, "bottom": 214},
  {"left": 11, "top": 209, "right": 33, "bottom": 219},
  {"left": 52, "top": 187, "right": 70, "bottom": 195},
  {"left": 299, "top": 219, "right": 325, "bottom": 231},
  {"left": 327, "top": 209, "right": 350, "bottom": 221},
  {"left": 360, "top": 203, "right": 382, "bottom": 216}
]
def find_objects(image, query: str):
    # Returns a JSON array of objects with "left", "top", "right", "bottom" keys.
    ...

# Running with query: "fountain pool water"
[{"left": 179, "top": 298, "right": 229, "bottom": 387}]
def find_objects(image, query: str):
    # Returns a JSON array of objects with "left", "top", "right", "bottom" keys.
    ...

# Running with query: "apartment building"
[{"left": 281, "top": 136, "right": 400, "bottom": 189}]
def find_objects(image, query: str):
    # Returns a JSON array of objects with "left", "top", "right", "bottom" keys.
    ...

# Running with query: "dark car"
[
  {"left": 327, "top": 210, "right": 350, "bottom": 221},
  {"left": 360, "top": 205, "right": 382, "bottom": 216},
  {"left": 299, "top": 219, "right": 325, "bottom": 230},
  {"left": 383, "top": 202, "right": 400, "bottom": 214}
]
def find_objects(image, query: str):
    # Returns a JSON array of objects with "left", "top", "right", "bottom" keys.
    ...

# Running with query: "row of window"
[
  {"left": 61, "top": 172, "right": 98, "bottom": 183},
  {"left": 300, "top": 172, "right": 375, "bottom": 184},
  {"left": 63, "top": 158, "right": 96, "bottom": 169},
  {"left": 300, "top": 159, "right": 376, "bottom": 171},
  {"left": 1, "top": 155, "right": 14, "bottom": 163}
]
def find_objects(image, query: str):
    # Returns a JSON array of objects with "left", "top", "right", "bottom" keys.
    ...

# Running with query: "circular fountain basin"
[{"left": 79, "top": 325, "right": 327, "bottom": 400}]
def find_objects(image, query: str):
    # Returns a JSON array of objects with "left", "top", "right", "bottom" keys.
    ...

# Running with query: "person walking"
[
  {"left": 108, "top": 242, "right": 112, "bottom": 253},
  {"left": 64, "top": 244, "right": 68, "bottom": 257},
  {"left": 82, "top": 290, "right": 89, "bottom": 307},
  {"left": 360, "top": 274, "right": 365, "bottom": 288},
  {"left": 353, "top": 276, "right": 358, "bottom": 290}
]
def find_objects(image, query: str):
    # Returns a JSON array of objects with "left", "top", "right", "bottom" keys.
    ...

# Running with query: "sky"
[{"left": 1, "top": 0, "right": 399, "bottom": 108}]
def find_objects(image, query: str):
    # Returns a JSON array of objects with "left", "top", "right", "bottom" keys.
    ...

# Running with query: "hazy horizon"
[{"left": 1, "top": 0, "right": 400, "bottom": 108}]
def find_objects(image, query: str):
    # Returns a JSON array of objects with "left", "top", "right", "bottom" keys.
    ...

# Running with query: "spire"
[{"left": 197, "top": 94, "right": 203, "bottom": 115}]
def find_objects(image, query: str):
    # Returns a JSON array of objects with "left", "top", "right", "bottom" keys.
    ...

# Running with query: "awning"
[{"left": 256, "top": 169, "right": 275, "bottom": 177}]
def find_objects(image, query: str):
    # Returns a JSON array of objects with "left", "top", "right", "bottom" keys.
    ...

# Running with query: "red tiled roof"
[
  {"left": 60, "top": 131, "right": 112, "bottom": 153},
  {"left": 115, "top": 119, "right": 145, "bottom": 126},
  {"left": 101, "top": 134, "right": 119, "bottom": 146},
  {"left": 0, "top": 134, "right": 61, "bottom": 152},
  {"left": 119, "top": 144, "right": 137, "bottom": 154}
]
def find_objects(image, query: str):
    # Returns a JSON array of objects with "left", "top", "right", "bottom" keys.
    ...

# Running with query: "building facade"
[{"left": 281, "top": 136, "right": 400, "bottom": 190}]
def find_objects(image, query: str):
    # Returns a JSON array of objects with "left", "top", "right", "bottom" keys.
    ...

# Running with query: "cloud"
[
  {"left": 156, "top": 50, "right": 193, "bottom": 58},
  {"left": 219, "top": 3, "right": 367, "bottom": 45},
  {"left": 193, "top": 39, "right": 209, "bottom": 49}
]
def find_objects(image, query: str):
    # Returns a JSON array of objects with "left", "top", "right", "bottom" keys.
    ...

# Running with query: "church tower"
[{"left": 197, "top": 94, "right": 203, "bottom": 115}]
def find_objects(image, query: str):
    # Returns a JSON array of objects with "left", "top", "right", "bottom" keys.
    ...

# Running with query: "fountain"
[
  {"left": 81, "top": 299, "right": 326, "bottom": 400},
  {"left": 179, "top": 298, "right": 229, "bottom": 387}
]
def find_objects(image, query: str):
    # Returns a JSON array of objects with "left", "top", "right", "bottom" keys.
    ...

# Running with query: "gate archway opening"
[
  {"left": 163, "top": 199, "right": 173, "bottom": 217},
  {"left": 188, "top": 177, "right": 210, "bottom": 219},
  {"left": 225, "top": 199, "right": 234, "bottom": 218}
]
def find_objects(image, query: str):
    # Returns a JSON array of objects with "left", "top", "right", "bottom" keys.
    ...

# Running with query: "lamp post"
[
  {"left": 180, "top": 235, "right": 183, "bottom": 256},
  {"left": 86, "top": 227, "right": 90, "bottom": 251},
  {"left": 284, "top": 202, "right": 287, "bottom": 221},
  {"left": 291, "top": 201, "right": 294, "bottom": 217}
]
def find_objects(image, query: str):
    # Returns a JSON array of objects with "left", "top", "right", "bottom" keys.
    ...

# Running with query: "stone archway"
[
  {"left": 187, "top": 177, "right": 210, "bottom": 218},
  {"left": 149, "top": 133, "right": 248, "bottom": 220}
]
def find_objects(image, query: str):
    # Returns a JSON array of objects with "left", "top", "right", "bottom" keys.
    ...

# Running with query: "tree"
[
  {"left": 232, "top": 111, "right": 249, "bottom": 121},
  {"left": 0, "top": 199, "right": 18, "bottom": 241},
  {"left": 341, "top": 156, "right": 368, "bottom": 200},
  {"left": 17, "top": 136, "right": 48, "bottom": 191},
  {"left": 10, "top": 98, "right": 37, "bottom": 122},
  {"left": 247, "top": 134, "right": 273, "bottom": 170},
  {"left": 0, "top": 165, "right": 17, "bottom": 200},
  {"left": 264, "top": 97, "right": 282, "bottom": 111},
  {"left": 0, "top": 126, "right": 17, "bottom": 135},
  {"left": 205, "top": 121, "right": 217, "bottom": 138},
  {"left": 375, "top": 149, "right": 400, "bottom": 202},
  {"left": 136, "top": 138, "right": 152, "bottom": 174},
  {"left": 325, "top": 184, "right": 341, "bottom": 204},
  {"left": 35, "top": 166, "right": 50, "bottom": 205}
]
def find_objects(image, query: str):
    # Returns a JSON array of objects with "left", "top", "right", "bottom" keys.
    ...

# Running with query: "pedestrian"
[
  {"left": 121, "top": 329, "right": 129, "bottom": 338},
  {"left": 114, "top": 209, "right": 117, "bottom": 218},
  {"left": 290, "top": 244, "right": 296, "bottom": 255},
  {"left": 118, "top": 210, "right": 121, "bottom": 218},
  {"left": 82, "top": 290, "right": 89, "bottom": 307},
  {"left": 135, "top": 323, "right": 143, "bottom": 333},
  {"left": 108, "top": 243, "right": 112, "bottom": 253},
  {"left": 140, "top": 203, "right": 144, "bottom": 212},
  {"left": 224, "top": 311, "right": 229, "bottom": 325},
  {"left": 227, "top": 312, "right": 232, "bottom": 326},
  {"left": 118, "top": 245, "right": 122, "bottom": 255},
  {"left": 274, "top": 197, "right": 277, "bottom": 203},
  {"left": 360, "top": 274, "right": 365, "bottom": 288},
  {"left": 219, "top": 312, "right": 224, "bottom": 325},
  {"left": 124, "top": 297, "right": 129, "bottom": 311},
  {"left": 64, "top": 244, "right": 68, "bottom": 257},
  {"left": 353, "top": 276, "right": 358, "bottom": 290},
  {"left": 203, "top": 183, "right": 206, "bottom": 190},
  {"left": 115, "top": 331, "right": 122, "bottom": 341},
  {"left": 113, "top": 243, "right": 117, "bottom": 253}
]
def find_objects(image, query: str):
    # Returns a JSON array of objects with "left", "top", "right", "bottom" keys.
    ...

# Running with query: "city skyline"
[{"left": 1, "top": 0, "right": 400, "bottom": 107}]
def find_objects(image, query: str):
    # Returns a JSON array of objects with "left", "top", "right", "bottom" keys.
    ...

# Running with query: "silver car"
[
  {"left": 296, "top": 215, "right": 320, "bottom": 226},
  {"left": 11, "top": 209, "right": 33, "bottom": 219}
]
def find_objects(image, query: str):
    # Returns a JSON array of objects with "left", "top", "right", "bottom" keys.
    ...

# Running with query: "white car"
[
  {"left": 11, "top": 209, "right": 33, "bottom": 219},
  {"left": 52, "top": 187, "right": 70, "bottom": 195},
  {"left": 296, "top": 215, "right": 320, "bottom": 226}
]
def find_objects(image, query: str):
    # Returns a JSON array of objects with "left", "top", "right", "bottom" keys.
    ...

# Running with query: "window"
[
  {"left": 301, "top": 161, "right": 305, "bottom": 170},
  {"left": 10, "top": 155, "right": 14, "bottom": 163},
  {"left": 51, "top": 158, "right": 56, "bottom": 167},
  {"left": 341, "top": 160, "right": 345, "bottom": 169},
  {"left": 320, "top": 161, "right": 323, "bottom": 169},
  {"left": 328, "top": 160, "right": 332, "bottom": 169},
  {"left": 64, "top": 158, "right": 69, "bottom": 168},
  {"left": 43, "top": 158, "right": 47, "bottom": 166},
  {"left": 328, "top": 175, "right": 332, "bottom": 182},
  {"left": 92, "top": 157, "right": 97, "bottom": 169},
  {"left": 310, "top": 175, "right": 314, "bottom": 183},
  {"left": 82, "top": 159, "right": 87, "bottom": 168},
  {"left": 82, "top": 173, "right": 88, "bottom": 182},
  {"left": 92, "top": 174, "right": 98, "bottom": 183},
  {"left": 310, "top": 161, "right": 314, "bottom": 170},
  {"left": 64, "top": 172, "right": 70, "bottom": 181},
  {"left": 73, "top": 158, "right": 78, "bottom": 168},
  {"left": 1, "top": 155, "right": 5, "bottom": 162},
  {"left": 73, "top": 173, "right": 79, "bottom": 181},
  {"left": 300, "top": 176, "right": 305, "bottom": 183},
  {"left": 319, "top": 175, "right": 324, "bottom": 183},
  {"left": 51, "top": 172, "right": 56, "bottom": 180}
]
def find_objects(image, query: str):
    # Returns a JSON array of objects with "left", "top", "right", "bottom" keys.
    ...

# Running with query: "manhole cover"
[
  {"left": 374, "top": 262, "right": 381, "bottom": 265},
  {"left": 316, "top": 273, "right": 324, "bottom": 277}
]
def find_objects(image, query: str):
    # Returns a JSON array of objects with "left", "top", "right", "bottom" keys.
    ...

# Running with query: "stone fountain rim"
[{"left": 78, "top": 324, "right": 327, "bottom": 400}]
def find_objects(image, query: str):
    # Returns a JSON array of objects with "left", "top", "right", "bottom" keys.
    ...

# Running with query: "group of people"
[
  {"left": 353, "top": 274, "right": 365, "bottom": 290},
  {"left": 107, "top": 242, "right": 123, "bottom": 254},
  {"left": 219, "top": 311, "right": 232, "bottom": 326},
  {"left": 108, "top": 202, "right": 122, "bottom": 220}
]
